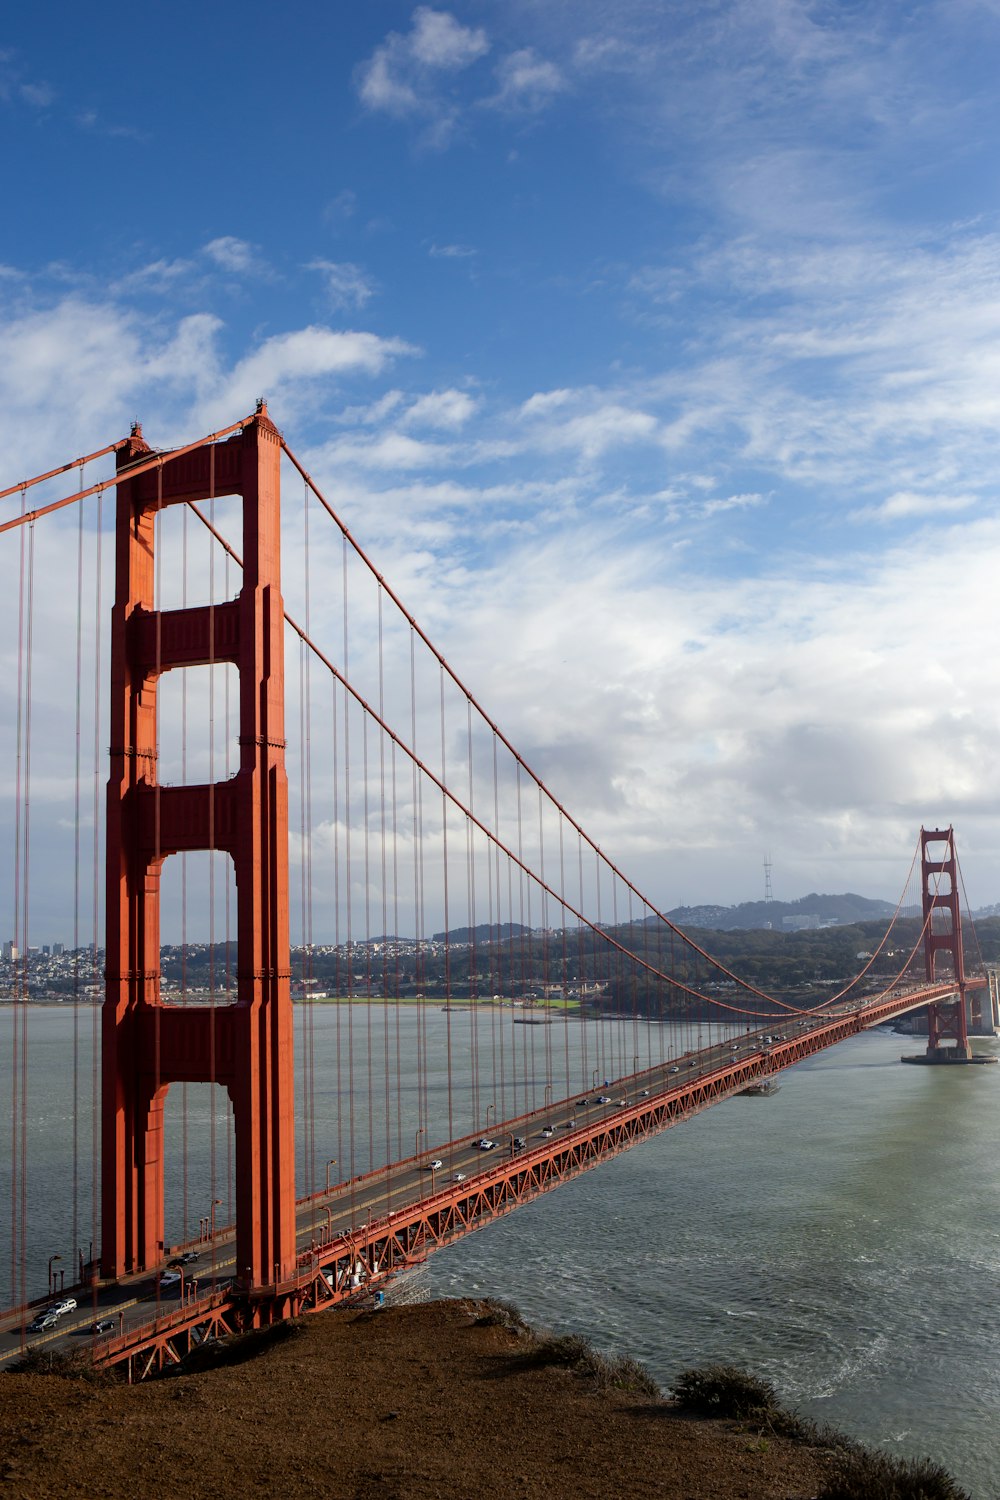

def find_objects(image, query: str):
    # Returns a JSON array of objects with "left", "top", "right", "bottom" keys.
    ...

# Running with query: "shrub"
[
  {"left": 591, "top": 1351, "right": 661, "bottom": 1398},
  {"left": 474, "top": 1298, "right": 530, "bottom": 1333},
  {"left": 522, "top": 1333, "right": 595, "bottom": 1369},
  {"left": 671, "top": 1364, "right": 779, "bottom": 1421},
  {"left": 817, "top": 1447, "right": 971, "bottom": 1500},
  {"left": 9, "top": 1347, "right": 110, "bottom": 1384},
  {"left": 518, "top": 1333, "right": 659, "bottom": 1397}
]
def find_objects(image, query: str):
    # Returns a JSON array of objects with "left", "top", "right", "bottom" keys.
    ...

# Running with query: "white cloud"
[
  {"left": 111, "top": 257, "right": 198, "bottom": 295},
  {"left": 850, "top": 491, "right": 978, "bottom": 523},
  {"left": 19, "top": 81, "right": 53, "bottom": 107},
  {"left": 429, "top": 243, "right": 477, "bottom": 259},
  {"left": 0, "top": 52, "right": 54, "bottom": 110},
  {"left": 323, "top": 189, "right": 358, "bottom": 228},
  {"left": 409, "top": 7, "right": 489, "bottom": 69},
  {"left": 519, "top": 389, "right": 574, "bottom": 417},
  {"left": 203, "top": 236, "right": 271, "bottom": 276},
  {"left": 307, "top": 260, "right": 376, "bottom": 310},
  {"left": 485, "top": 48, "right": 567, "bottom": 113},
  {"left": 318, "top": 430, "right": 455, "bottom": 472},
  {"left": 216, "top": 328, "right": 417, "bottom": 415},
  {"left": 335, "top": 391, "right": 407, "bottom": 426},
  {"left": 701, "top": 492, "right": 767, "bottom": 517},
  {"left": 356, "top": 7, "right": 489, "bottom": 140},
  {"left": 518, "top": 394, "right": 659, "bottom": 459},
  {"left": 402, "top": 389, "right": 478, "bottom": 429}
]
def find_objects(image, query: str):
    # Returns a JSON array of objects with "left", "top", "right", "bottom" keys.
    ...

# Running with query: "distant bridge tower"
[
  {"left": 920, "top": 827, "right": 971, "bottom": 1061},
  {"left": 102, "top": 402, "right": 297, "bottom": 1292}
]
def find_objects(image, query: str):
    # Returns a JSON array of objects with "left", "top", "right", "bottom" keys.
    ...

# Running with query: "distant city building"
[
  {"left": 52, "top": 943, "right": 64, "bottom": 956},
  {"left": 2, "top": 940, "right": 17, "bottom": 962}
]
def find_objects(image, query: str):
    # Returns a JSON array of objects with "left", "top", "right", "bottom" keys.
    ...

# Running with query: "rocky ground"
[{"left": 0, "top": 1298, "right": 838, "bottom": 1499}]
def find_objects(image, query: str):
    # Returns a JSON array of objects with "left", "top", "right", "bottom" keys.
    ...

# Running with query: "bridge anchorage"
[
  {"left": 1, "top": 405, "right": 996, "bottom": 1378},
  {"left": 900, "top": 828, "right": 998, "bottom": 1066}
]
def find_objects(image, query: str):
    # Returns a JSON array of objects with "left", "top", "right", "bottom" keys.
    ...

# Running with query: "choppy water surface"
[
  {"left": 431, "top": 1026, "right": 1000, "bottom": 1499},
  {"left": 3, "top": 1008, "right": 998, "bottom": 1495}
]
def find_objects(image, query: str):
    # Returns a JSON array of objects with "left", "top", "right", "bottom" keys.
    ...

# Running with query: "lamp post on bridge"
[
  {"left": 415, "top": 1127, "right": 425, "bottom": 1161},
  {"left": 544, "top": 1083, "right": 552, "bottom": 1109},
  {"left": 47, "top": 1254, "right": 61, "bottom": 1298},
  {"left": 210, "top": 1198, "right": 222, "bottom": 1244},
  {"left": 326, "top": 1157, "right": 338, "bottom": 1194},
  {"left": 592, "top": 1068, "right": 599, "bottom": 1090},
  {"left": 485, "top": 1102, "right": 495, "bottom": 1133}
]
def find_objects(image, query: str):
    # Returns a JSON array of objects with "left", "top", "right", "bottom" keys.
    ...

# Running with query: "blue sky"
[{"left": 3, "top": 0, "right": 1000, "bottom": 929}]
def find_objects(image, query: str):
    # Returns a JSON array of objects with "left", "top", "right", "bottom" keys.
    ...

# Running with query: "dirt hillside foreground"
[{"left": 0, "top": 1299, "right": 836, "bottom": 1499}]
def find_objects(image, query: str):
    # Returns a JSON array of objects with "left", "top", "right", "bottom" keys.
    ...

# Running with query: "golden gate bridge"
[{"left": 0, "top": 404, "right": 993, "bottom": 1379}]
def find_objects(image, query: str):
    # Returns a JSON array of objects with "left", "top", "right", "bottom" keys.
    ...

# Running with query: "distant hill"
[
  {"left": 658, "top": 892, "right": 895, "bottom": 932},
  {"left": 431, "top": 921, "right": 531, "bottom": 945}
]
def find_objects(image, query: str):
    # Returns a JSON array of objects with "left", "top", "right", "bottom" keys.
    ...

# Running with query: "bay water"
[{"left": 2, "top": 1004, "right": 998, "bottom": 1495}]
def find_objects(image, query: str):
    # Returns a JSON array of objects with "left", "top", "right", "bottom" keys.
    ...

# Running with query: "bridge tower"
[
  {"left": 102, "top": 402, "right": 297, "bottom": 1293},
  {"left": 920, "top": 826, "right": 971, "bottom": 1061}
]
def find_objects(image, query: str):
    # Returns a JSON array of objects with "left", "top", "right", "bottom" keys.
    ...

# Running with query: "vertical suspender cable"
[
  {"left": 208, "top": 443, "right": 218, "bottom": 1272},
  {"left": 342, "top": 536, "right": 356, "bottom": 1214},
  {"left": 10, "top": 488, "right": 27, "bottom": 1319},
  {"left": 363, "top": 712, "right": 374, "bottom": 1173},
  {"left": 180, "top": 503, "right": 189, "bottom": 1240},
  {"left": 377, "top": 588, "right": 393, "bottom": 1183},
  {"left": 411, "top": 628, "right": 427, "bottom": 1152},
  {"left": 72, "top": 477, "right": 84, "bottom": 1285},
  {"left": 224, "top": 545, "right": 233, "bottom": 1214},
  {"left": 331, "top": 671, "right": 343, "bottom": 1181},
  {"left": 439, "top": 665, "right": 454, "bottom": 1149},
  {"left": 298, "top": 470, "right": 316, "bottom": 1199},
  {"left": 90, "top": 490, "right": 103, "bottom": 1290},
  {"left": 152, "top": 468, "right": 163, "bottom": 1256},
  {"left": 19, "top": 517, "right": 36, "bottom": 1311},
  {"left": 467, "top": 701, "right": 478, "bottom": 1138},
  {"left": 298, "top": 631, "right": 309, "bottom": 1188}
]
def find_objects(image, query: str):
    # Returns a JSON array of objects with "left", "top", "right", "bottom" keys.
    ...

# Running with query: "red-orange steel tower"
[
  {"left": 102, "top": 403, "right": 296, "bottom": 1289},
  {"left": 920, "top": 826, "right": 971, "bottom": 1059}
]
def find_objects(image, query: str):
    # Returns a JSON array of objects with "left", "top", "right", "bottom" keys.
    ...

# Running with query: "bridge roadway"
[{"left": 0, "top": 980, "right": 966, "bottom": 1372}]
